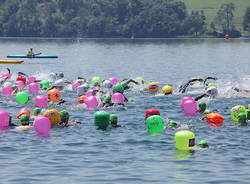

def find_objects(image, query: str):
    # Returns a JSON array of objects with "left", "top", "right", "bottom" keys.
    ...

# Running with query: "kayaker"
[{"left": 27, "top": 48, "right": 34, "bottom": 57}]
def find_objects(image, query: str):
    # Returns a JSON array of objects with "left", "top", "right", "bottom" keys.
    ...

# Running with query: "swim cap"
[
  {"left": 207, "top": 83, "right": 217, "bottom": 88},
  {"left": 17, "top": 108, "right": 31, "bottom": 119},
  {"left": 54, "top": 79, "right": 66, "bottom": 87},
  {"left": 102, "top": 80, "right": 113, "bottom": 88},
  {"left": 16, "top": 76, "right": 26, "bottom": 84},
  {"left": 174, "top": 130, "right": 195, "bottom": 151},
  {"left": 77, "top": 95, "right": 87, "bottom": 104},
  {"left": 20, "top": 114, "right": 29, "bottom": 125},
  {"left": 135, "top": 77, "right": 145, "bottom": 84},
  {"left": 94, "top": 111, "right": 110, "bottom": 130},
  {"left": 58, "top": 72, "right": 64, "bottom": 78},
  {"left": 33, "top": 108, "right": 41, "bottom": 116},
  {"left": 203, "top": 109, "right": 213, "bottom": 118},
  {"left": 60, "top": 110, "right": 69, "bottom": 123},
  {"left": 104, "top": 95, "right": 111, "bottom": 103},
  {"left": 110, "top": 114, "right": 118, "bottom": 124},
  {"left": 206, "top": 87, "right": 218, "bottom": 97},
  {"left": 198, "top": 140, "right": 209, "bottom": 148},
  {"left": 145, "top": 108, "right": 160, "bottom": 120},
  {"left": 246, "top": 109, "right": 250, "bottom": 120},
  {"left": 43, "top": 109, "right": 61, "bottom": 126},
  {"left": 162, "top": 85, "right": 173, "bottom": 95},
  {"left": 113, "top": 84, "right": 124, "bottom": 94},
  {"left": 40, "top": 80, "right": 51, "bottom": 90},
  {"left": 168, "top": 120, "right": 178, "bottom": 128},
  {"left": 238, "top": 113, "right": 247, "bottom": 124},
  {"left": 230, "top": 105, "right": 246, "bottom": 122},
  {"left": 198, "top": 101, "right": 206, "bottom": 113},
  {"left": 49, "top": 73, "right": 57, "bottom": 82},
  {"left": 91, "top": 77, "right": 102, "bottom": 86}
]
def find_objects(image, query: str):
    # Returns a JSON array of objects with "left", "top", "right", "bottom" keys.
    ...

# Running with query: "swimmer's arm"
[
  {"left": 127, "top": 79, "right": 139, "bottom": 85},
  {"left": 180, "top": 78, "right": 204, "bottom": 93},
  {"left": 64, "top": 80, "right": 72, "bottom": 84},
  {"left": 18, "top": 72, "right": 28, "bottom": 76},
  {"left": 204, "top": 77, "right": 218, "bottom": 84},
  {"left": 34, "top": 80, "right": 41, "bottom": 82},
  {"left": 6, "top": 68, "right": 10, "bottom": 74},
  {"left": 233, "top": 88, "right": 250, "bottom": 93},
  {"left": 0, "top": 77, "right": 8, "bottom": 85},
  {"left": 195, "top": 93, "right": 208, "bottom": 101}
]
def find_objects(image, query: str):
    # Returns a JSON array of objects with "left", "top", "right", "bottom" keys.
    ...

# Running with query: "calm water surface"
[{"left": 0, "top": 38, "right": 250, "bottom": 184}]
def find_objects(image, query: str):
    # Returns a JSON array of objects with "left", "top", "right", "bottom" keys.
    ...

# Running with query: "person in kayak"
[{"left": 27, "top": 48, "right": 34, "bottom": 57}]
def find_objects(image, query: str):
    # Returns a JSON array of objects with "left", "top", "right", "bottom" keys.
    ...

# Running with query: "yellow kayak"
[{"left": 0, "top": 60, "right": 24, "bottom": 64}]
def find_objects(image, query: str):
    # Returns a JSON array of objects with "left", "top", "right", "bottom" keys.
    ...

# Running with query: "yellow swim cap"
[
  {"left": 43, "top": 109, "right": 61, "bottom": 126},
  {"left": 162, "top": 85, "right": 173, "bottom": 95},
  {"left": 174, "top": 130, "right": 195, "bottom": 151},
  {"left": 248, "top": 104, "right": 250, "bottom": 110}
]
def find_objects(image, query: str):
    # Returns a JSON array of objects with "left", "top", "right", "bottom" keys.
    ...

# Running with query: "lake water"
[{"left": 0, "top": 38, "right": 250, "bottom": 184}]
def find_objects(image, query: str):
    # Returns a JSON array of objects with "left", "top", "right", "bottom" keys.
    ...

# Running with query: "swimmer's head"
[
  {"left": 33, "top": 108, "right": 41, "bottom": 116},
  {"left": 145, "top": 108, "right": 160, "bottom": 120},
  {"left": 20, "top": 115, "right": 29, "bottom": 125},
  {"left": 198, "top": 101, "right": 206, "bottom": 113},
  {"left": 162, "top": 85, "right": 173, "bottom": 95},
  {"left": 104, "top": 95, "right": 111, "bottom": 103},
  {"left": 206, "top": 87, "right": 218, "bottom": 97},
  {"left": 102, "top": 80, "right": 113, "bottom": 88},
  {"left": 207, "top": 83, "right": 217, "bottom": 88},
  {"left": 168, "top": 120, "right": 178, "bottom": 128},
  {"left": 57, "top": 72, "right": 64, "bottom": 78},
  {"left": 198, "top": 140, "right": 209, "bottom": 148},
  {"left": 60, "top": 110, "right": 69, "bottom": 123},
  {"left": 202, "top": 109, "right": 213, "bottom": 118},
  {"left": 110, "top": 114, "right": 118, "bottom": 125},
  {"left": 49, "top": 73, "right": 57, "bottom": 81},
  {"left": 113, "top": 84, "right": 124, "bottom": 94},
  {"left": 238, "top": 113, "right": 247, "bottom": 124}
]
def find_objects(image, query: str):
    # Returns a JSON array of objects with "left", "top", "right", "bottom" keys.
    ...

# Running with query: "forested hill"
[{"left": 0, "top": 0, "right": 249, "bottom": 38}]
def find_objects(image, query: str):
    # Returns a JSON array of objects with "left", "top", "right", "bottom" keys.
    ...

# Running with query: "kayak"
[
  {"left": 7, "top": 55, "right": 58, "bottom": 58},
  {"left": 0, "top": 60, "right": 24, "bottom": 64}
]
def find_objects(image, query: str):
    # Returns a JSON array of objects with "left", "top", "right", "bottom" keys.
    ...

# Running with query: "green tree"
[
  {"left": 212, "top": 3, "right": 235, "bottom": 32},
  {"left": 243, "top": 7, "right": 250, "bottom": 32},
  {"left": 184, "top": 10, "right": 206, "bottom": 37}
]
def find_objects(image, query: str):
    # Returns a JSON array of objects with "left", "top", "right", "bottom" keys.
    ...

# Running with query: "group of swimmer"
[{"left": 1, "top": 67, "right": 250, "bottom": 152}]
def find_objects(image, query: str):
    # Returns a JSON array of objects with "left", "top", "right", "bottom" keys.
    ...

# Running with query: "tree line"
[{"left": 0, "top": 0, "right": 249, "bottom": 38}]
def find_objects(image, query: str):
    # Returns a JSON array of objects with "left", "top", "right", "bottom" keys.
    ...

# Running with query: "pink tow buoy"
[
  {"left": 27, "top": 76, "right": 36, "bottom": 84},
  {"left": 33, "top": 116, "right": 51, "bottom": 134},
  {"left": 2, "top": 85, "right": 13, "bottom": 96},
  {"left": 182, "top": 99, "right": 198, "bottom": 116},
  {"left": 0, "top": 110, "right": 10, "bottom": 127},
  {"left": 72, "top": 81, "right": 81, "bottom": 91},
  {"left": 181, "top": 96, "right": 194, "bottom": 109},
  {"left": 111, "top": 92, "right": 125, "bottom": 104},
  {"left": 28, "top": 82, "right": 40, "bottom": 94},
  {"left": 34, "top": 95, "right": 48, "bottom": 108},
  {"left": 84, "top": 96, "right": 100, "bottom": 109}
]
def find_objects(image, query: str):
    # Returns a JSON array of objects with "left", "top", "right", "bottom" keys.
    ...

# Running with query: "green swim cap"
[
  {"left": 230, "top": 105, "right": 246, "bottom": 122},
  {"left": 207, "top": 83, "right": 217, "bottom": 88},
  {"left": 104, "top": 95, "right": 111, "bottom": 103},
  {"left": 33, "top": 108, "right": 41, "bottom": 116},
  {"left": 246, "top": 109, "right": 250, "bottom": 120},
  {"left": 58, "top": 72, "right": 64, "bottom": 78},
  {"left": 136, "top": 77, "right": 145, "bottom": 84},
  {"left": 60, "top": 110, "right": 69, "bottom": 123},
  {"left": 198, "top": 101, "right": 206, "bottom": 113},
  {"left": 40, "top": 80, "right": 51, "bottom": 90},
  {"left": 91, "top": 77, "right": 102, "bottom": 86},
  {"left": 238, "top": 113, "right": 247, "bottom": 124},
  {"left": 113, "top": 84, "right": 124, "bottom": 94},
  {"left": 20, "top": 114, "right": 29, "bottom": 125},
  {"left": 110, "top": 114, "right": 118, "bottom": 124},
  {"left": 198, "top": 140, "right": 209, "bottom": 148},
  {"left": 94, "top": 111, "right": 110, "bottom": 130},
  {"left": 203, "top": 109, "right": 213, "bottom": 118},
  {"left": 168, "top": 120, "right": 178, "bottom": 128}
]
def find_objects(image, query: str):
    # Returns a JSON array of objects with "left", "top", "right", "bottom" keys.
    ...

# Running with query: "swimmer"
[
  {"left": 120, "top": 78, "right": 139, "bottom": 90},
  {"left": 59, "top": 110, "right": 81, "bottom": 127},
  {"left": 234, "top": 88, "right": 250, "bottom": 93},
  {"left": 198, "top": 100, "right": 206, "bottom": 113},
  {"left": 14, "top": 115, "right": 33, "bottom": 131},
  {"left": 179, "top": 77, "right": 218, "bottom": 93},
  {"left": 194, "top": 86, "right": 218, "bottom": 101},
  {"left": 0, "top": 68, "right": 11, "bottom": 85},
  {"left": 110, "top": 114, "right": 121, "bottom": 128},
  {"left": 197, "top": 140, "right": 209, "bottom": 149},
  {"left": 31, "top": 108, "right": 41, "bottom": 119},
  {"left": 27, "top": 48, "right": 34, "bottom": 57},
  {"left": 166, "top": 120, "right": 180, "bottom": 129}
]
